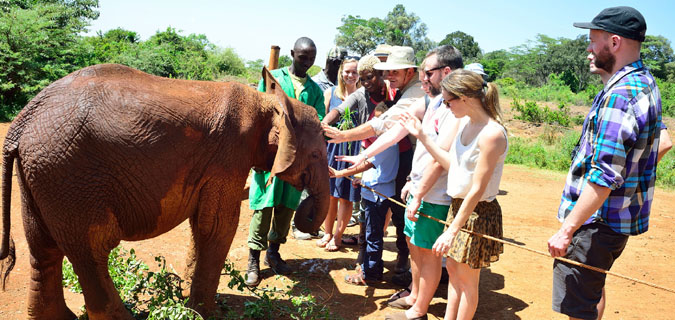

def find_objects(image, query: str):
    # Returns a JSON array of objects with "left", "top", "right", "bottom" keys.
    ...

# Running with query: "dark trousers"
[
  {"left": 362, "top": 198, "right": 391, "bottom": 280},
  {"left": 391, "top": 148, "right": 414, "bottom": 258}
]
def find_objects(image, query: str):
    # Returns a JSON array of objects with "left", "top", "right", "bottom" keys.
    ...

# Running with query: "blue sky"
[{"left": 85, "top": 0, "right": 675, "bottom": 64}]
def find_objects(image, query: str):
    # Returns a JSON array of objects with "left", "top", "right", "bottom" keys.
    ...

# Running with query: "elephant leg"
[
  {"left": 22, "top": 205, "right": 76, "bottom": 319},
  {"left": 67, "top": 245, "right": 133, "bottom": 320},
  {"left": 185, "top": 183, "right": 241, "bottom": 317}
]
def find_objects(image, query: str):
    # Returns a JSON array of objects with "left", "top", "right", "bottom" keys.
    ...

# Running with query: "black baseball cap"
[{"left": 573, "top": 6, "right": 646, "bottom": 42}]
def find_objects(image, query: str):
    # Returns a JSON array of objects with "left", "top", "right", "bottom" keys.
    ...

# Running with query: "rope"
[{"left": 342, "top": 175, "right": 675, "bottom": 294}]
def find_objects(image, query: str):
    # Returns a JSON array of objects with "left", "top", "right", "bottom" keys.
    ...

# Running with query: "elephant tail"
[{"left": 0, "top": 149, "right": 16, "bottom": 290}]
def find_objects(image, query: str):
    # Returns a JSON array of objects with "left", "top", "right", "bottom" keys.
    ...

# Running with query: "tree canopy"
[{"left": 440, "top": 31, "right": 482, "bottom": 63}]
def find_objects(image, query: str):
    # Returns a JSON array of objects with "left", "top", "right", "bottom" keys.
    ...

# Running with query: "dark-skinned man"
[
  {"left": 313, "top": 46, "right": 347, "bottom": 92},
  {"left": 323, "top": 45, "right": 424, "bottom": 275},
  {"left": 246, "top": 37, "right": 325, "bottom": 287}
]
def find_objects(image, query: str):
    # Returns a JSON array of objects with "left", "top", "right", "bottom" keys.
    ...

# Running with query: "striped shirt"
[{"left": 558, "top": 60, "right": 662, "bottom": 235}]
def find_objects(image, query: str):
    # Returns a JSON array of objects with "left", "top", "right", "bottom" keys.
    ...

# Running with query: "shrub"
[{"left": 511, "top": 99, "right": 571, "bottom": 127}]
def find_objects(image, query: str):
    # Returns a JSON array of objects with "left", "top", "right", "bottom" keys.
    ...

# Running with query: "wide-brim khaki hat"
[{"left": 374, "top": 46, "right": 416, "bottom": 70}]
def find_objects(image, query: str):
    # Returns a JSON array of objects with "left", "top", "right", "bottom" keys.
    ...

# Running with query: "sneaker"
[
  {"left": 292, "top": 225, "right": 323, "bottom": 240},
  {"left": 347, "top": 216, "right": 358, "bottom": 227}
]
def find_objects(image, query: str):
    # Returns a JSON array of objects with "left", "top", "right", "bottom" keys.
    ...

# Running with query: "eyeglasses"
[
  {"left": 443, "top": 95, "right": 460, "bottom": 107},
  {"left": 344, "top": 55, "right": 360, "bottom": 61},
  {"left": 424, "top": 65, "right": 447, "bottom": 78}
]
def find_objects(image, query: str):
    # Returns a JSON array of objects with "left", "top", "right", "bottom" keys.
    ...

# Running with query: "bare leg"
[
  {"left": 383, "top": 208, "right": 392, "bottom": 235},
  {"left": 327, "top": 199, "right": 353, "bottom": 249},
  {"left": 319, "top": 196, "right": 339, "bottom": 246},
  {"left": 444, "top": 258, "right": 481, "bottom": 320},
  {"left": 597, "top": 287, "right": 606, "bottom": 319},
  {"left": 405, "top": 237, "right": 419, "bottom": 306},
  {"left": 406, "top": 246, "right": 441, "bottom": 318}
]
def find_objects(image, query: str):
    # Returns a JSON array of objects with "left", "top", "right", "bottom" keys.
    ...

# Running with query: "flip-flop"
[
  {"left": 343, "top": 272, "right": 368, "bottom": 286},
  {"left": 341, "top": 235, "right": 358, "bottom": 246},
  {"left": 387, "top": 287, "right": 411, "bottom": 303}
]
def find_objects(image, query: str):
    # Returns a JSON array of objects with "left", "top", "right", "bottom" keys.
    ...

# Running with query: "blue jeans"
[{"left": 362, "top": 198, "right": 391, "bottom": 281}]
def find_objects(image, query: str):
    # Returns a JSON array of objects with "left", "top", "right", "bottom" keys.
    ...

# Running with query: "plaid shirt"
[{"left": 558, "top": 60, "right": 662, "bottom": 235}]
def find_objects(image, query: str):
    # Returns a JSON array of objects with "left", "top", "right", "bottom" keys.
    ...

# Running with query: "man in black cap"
[{"left": 548, "top": 6, "right": 662, "bottom": 320}]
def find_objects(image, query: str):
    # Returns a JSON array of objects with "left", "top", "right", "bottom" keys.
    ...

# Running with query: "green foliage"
[
  {"left": 63, "top": 247, "right": 201, "bottom": 319},
  {"left": 0, "top": 0, "right": 99, "bottom": 120},
  {"left": 307, "top": 65, "right": 321, "bottom": 77},
  {"left": 439, "top": 30, "right": 481, "bottom": 62},
  {"left": 506, "top": 130, "right": 579, "bottom": 172},
  {"left": 498, "top": 77, "right": 594, "bottom": 106},
  {"left": 657, "top": 78, "right": 675, "bottom": 117},
  {"left": 62, "top": 249, "right": 339, "bottom": 319},
  {"left": 278, "top": 55, "right": 292, "bottom": 69},
  {"left": 511, "top": 98, "right": 572, "bottom": 127},
  {"left": 221, "top": 261, "right": 339, "bottom": 319},
  {"left": 480, "top": 50, "right": 511, "bottom": 81},
  {"left": 642, "top": 35, "right": 675, "bottom": 80},
  {"left": 657, "top": 149, "right": 675, "bottom": 189},
  {"left": 335, "top": 4, "right": 433, "bottom": 59}
]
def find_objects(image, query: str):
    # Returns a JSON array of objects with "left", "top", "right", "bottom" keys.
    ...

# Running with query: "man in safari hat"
[{"left": 323, "top": 45, "right": 425, "bottom": 277}]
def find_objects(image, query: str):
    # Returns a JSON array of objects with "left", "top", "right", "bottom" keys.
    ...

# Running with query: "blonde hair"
[
  {"left": 335, "top": 58, "right": 360, "bottom": 100},
  {"left": 441, "top": 69, "right": 503, "bottom": 125},
  {"left": 357, "top": 55, "right": 380, "bottom": 74}
]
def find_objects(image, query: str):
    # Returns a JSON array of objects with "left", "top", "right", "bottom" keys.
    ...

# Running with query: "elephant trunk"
[{"left": 293, "top": 163, "right": 330, "bottom": 234}]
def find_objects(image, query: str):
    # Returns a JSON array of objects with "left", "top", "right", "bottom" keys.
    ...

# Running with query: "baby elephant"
[{"left": 0, "top": 64, "right": 329, "bottom": 319}]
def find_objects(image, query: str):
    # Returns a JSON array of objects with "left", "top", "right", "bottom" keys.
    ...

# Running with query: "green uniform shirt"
[{"left": 249, "top": 67, "right": 325, "bottom": 210}]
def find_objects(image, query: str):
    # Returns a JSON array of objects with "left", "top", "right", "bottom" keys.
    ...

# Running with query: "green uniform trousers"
[{"left": 247, "top": 205, "right": 294, "bottom": 251}]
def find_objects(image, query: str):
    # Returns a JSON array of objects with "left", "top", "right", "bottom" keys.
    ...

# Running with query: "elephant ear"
[
  {"left": 262, "top": 66, "right": 286, "bottom": 100},
  {"left": 267, "top": 93, "right": 297, "bottom": 187}
]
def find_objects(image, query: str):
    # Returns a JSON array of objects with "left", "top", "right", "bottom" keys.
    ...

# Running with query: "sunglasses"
[
  {"left": 344, "top": 55, "right": 360, "bottom": 61},
  {"left": 443, "top": 95, "right": 460, "bottom": 107},
  {"left": 424, "top": 65, "right": 447, "bottom": 78}
]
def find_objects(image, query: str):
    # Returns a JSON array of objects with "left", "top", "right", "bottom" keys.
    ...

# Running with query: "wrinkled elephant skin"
[{"left": 0, "top": 64, "right": 329, "bottom": 319}]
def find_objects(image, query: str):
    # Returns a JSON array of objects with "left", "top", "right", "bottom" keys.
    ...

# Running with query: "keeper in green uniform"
[{"left": 245, "top": 37, "right": 325, "bottom": 287}]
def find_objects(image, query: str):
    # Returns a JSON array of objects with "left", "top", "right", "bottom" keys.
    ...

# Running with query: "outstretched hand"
[
  {"left": 335, "top": 154, "right": 366, "bottom": 169},
  {"left": 399, "top": 111, "right": 422, "bottom": 137},
  {"left": 322, "top": 123, "right": 347, "bottom": 144},
  {"left": 328, "top": 166, "right": 345, "bottom": 178}
]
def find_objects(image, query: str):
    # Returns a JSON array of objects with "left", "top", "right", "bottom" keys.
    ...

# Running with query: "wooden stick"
[
  {"left": 268, "top": 45, "right": 280, "bottom": 70},
  {"left": 342, "top": 175, "right": 675, "bottom": 294}
]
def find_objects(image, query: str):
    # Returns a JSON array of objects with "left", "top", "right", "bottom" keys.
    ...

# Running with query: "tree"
[
  {"left": 335, "top": 15, "right": 384, "bottom": 56},
  {"left": 0, "top": 0, "right": 99, "bottom": 119},
  {"left": 480, "top": 50, "right": 511, "bottom": 82},
  {"left": 278, "top": 55, "right": 292, "bottom": 69},
  {"left": 335, "top": 5, "right": 433, "bottom": 61},
  {"left": 641, "top": 35, "right": 675, "bottom": 80},
  {"left": 440, "top": 31, "right": 482, "bottom": 62}
]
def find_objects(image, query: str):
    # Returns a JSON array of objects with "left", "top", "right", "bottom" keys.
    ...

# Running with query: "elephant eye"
[{"left": 311, "top": 150, "right": 321, "bottom": 160}]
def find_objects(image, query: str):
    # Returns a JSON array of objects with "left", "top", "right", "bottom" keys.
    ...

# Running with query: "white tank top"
[{"left": 446, "top": 118, "right": 508, "bottom": 201}]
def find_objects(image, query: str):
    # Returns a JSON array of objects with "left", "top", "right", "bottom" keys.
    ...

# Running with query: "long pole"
[{"left": 341, "top": 175, "right": 675, "bottom": 294}]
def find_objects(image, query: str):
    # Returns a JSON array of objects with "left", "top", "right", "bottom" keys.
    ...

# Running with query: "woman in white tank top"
[{"left": 400, "top": 69, "right": 508, "bottom": 320}]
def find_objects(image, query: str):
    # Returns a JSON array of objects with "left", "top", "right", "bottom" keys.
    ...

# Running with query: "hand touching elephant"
[{"left": 0, "top": 64, "right": 329, "bottom": 319}]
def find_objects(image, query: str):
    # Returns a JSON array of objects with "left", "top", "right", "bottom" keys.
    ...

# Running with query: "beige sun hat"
[
  {"left": 373, "top": 44, "right": 392, "bottom": 57},
  {"left": 374, "top": 46, "right": 416, "bottom": 70}
]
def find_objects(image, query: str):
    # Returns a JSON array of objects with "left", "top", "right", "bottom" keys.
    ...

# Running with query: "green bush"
[
  {"left": 657, "top": 78, "right": 675, "bottom": 117},
  {"left": 511, "top": 99, "right": 572, "bottom": 127}
]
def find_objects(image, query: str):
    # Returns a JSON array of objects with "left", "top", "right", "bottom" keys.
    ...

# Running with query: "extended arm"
[
  {"left": 329, "top": 160, "right": 374, "bottom": 178},
  {"left": 400, "top": 111, "right": 459, "bottom": 170}
]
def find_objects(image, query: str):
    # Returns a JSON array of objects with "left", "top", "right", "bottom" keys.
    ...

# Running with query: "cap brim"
[
  {"left": 374, "top": 62, "right": 417, "bottom": 70},
  {"left": 573, "top": 22, "right": 599, "bottom": 29}
]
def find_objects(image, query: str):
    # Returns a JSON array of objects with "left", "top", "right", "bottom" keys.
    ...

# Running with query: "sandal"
[
  {"left": 315, "top": 234, "right": 332, "bottom": 248},
  {"left": 344, "top": 272, "right": 368, "bottom": 286},
  {"left": 387, "top": 287, "right": 411, "bottom": 303},
  {"left": 325, "top": 239, "right": 340, "bottom": 252},
  {"left": 341, "top": 235, "right": 358, "bottom": 246}
]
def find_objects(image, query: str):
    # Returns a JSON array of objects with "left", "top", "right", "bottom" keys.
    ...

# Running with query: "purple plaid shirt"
[{"left": 558, "top": 60, "right": 662, "bottom": 235}]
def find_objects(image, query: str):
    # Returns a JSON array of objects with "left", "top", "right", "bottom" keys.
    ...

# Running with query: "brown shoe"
[{"left": 384, "top": 311, "right": 428, "bottom": 320}]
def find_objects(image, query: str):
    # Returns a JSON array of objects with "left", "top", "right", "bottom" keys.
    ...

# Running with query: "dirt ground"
[{"left": 1, "top": 118, "right": 674, "bottom": 319}]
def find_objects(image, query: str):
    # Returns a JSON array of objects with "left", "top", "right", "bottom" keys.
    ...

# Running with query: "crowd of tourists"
[{"left": 244, "top": 6, "right": 670, "bottom": 319}]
